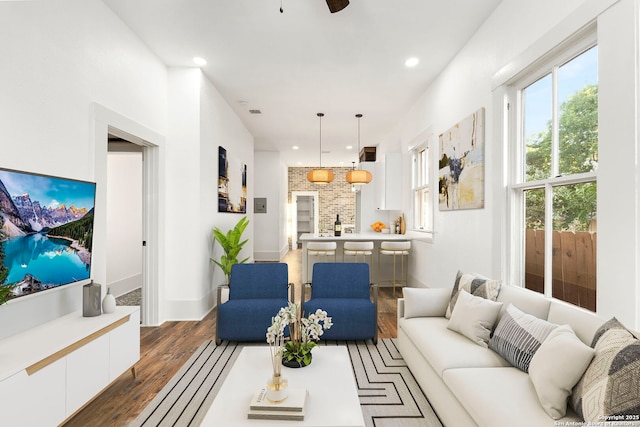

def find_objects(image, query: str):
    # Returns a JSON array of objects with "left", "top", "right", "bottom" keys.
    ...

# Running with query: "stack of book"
[{"left": 247, "top": 387, "right": 308, "bottom": 421}]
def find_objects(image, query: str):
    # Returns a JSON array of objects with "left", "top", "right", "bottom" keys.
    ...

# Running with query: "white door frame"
[
  {"left": 291, "top": 191, "right": 319, "bottom": 248},
  {"left": 92, "top": 104, "right": 164, "bottom": 326}
]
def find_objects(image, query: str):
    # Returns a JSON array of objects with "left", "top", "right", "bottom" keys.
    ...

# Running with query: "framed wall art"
[
  {"left": 218, "top": 146, "right": 247, "bottom": 213},
  {"left": 438, "top": 107, "right": 485, "bottom": 211}
]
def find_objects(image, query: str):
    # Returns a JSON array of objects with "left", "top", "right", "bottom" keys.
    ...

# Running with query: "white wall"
[
  {"left": 200, "top": 72, "right": 254, "bottom": 307},
  {"left": 106, "top": 151, "right": 143, "bottom": 297},
  {"left": 164, "top": 68, "right": 254, "bottom": 320},
  {"left": 388, "top": 0, "right": 640, "bottom": 329},
  {"left": 0, "top": 0, "right": 167, "bottom": 339},
  {"left": 0, "top": 0, "right": 255, "bottom": 336},
  {"left": 596, "top": 0, "right": 639, "bottom": 328},
  {"left": 254, "top": 151, "right": 289, "bottom": 261}
]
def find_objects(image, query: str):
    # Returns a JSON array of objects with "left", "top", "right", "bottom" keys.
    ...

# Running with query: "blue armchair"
[
  {"left": 303, "top": 262, "right": 378, "bottom": 344},
  {"left": 216, "top": 263, "right": 292, "bottom": 344}
]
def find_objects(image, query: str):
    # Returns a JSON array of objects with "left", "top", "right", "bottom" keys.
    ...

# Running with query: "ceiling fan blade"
[{"left": 326, "top": 0, "right": 349, "bottom": 13}]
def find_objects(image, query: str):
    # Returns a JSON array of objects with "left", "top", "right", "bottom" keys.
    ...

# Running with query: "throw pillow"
[
  {"left": 529, "top": 325, "right": 595, "bottom": 419},
  {"left": 591, "top": 316, "right": 628, "bottom": 347},
  {"left": 403, "top": 287, "right": 450, "bottom": 319},
  {"left": 488, "top": 304, "right": 557, "bottom": 372},
  {"left": 447, "top": 289, "right": 503, "bottom": 347},
  {"left": 570, "top": 318, "right": 640, "bottom": 422},
  {"left": 445, "top": 271, "right": 501, "bottom": 319}
]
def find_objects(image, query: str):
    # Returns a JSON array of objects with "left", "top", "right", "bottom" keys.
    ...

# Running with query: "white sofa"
[{"left": 397, "top": 284, "right": 608, "bottom": 427}]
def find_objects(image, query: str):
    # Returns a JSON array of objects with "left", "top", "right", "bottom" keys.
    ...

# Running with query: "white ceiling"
[{"left": 103, "top": 0, "right": 502, "bottom": 166}]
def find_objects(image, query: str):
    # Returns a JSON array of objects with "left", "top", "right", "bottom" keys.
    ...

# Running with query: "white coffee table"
[{"left": 200, "top": 346, "right": 365, "bottom": 427}]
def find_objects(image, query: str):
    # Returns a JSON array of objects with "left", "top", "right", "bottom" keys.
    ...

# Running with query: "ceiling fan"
[
  {"left": 280, "top": 0, "right": 349, "bottom": 14},
  {"left": 325, "top": 0, "right": 349, "bottom": 13}
]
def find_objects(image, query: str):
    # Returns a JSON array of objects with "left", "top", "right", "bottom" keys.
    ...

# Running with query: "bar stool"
[
  {"left": 378, "top": 241, "right": 411, "bottom": 297},
  {"left": 306, "top": 241, "right": 337, "bottom": 283},
  {"left": 343, "top": 241, "right": 374, "bottom": 281}
]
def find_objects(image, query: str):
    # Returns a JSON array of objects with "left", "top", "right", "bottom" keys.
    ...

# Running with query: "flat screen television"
[{"left": 0, "top": 167, "right": 96, "bottom": 300}]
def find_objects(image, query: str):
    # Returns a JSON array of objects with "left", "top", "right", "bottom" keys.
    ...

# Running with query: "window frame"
[
  {"left": 410, "top": 132, "right": 434, "bottom": 235},
  {"left": 506, "top": 31, "right": 598, "bottom": 304}
]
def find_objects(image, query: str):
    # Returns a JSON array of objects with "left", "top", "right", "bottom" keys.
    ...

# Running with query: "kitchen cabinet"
[{"left": 375, "top": 153, "right": 402, "bottom": 210}]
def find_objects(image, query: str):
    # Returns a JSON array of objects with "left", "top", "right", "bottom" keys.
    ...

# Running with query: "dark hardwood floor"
[{"left": 63, "top": 250, "right": 399, "bottom": 427}]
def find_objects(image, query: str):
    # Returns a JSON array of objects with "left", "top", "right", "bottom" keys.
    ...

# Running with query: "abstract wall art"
[
  {"left": 218, "top": 146, "right": 247, "bottom": 213},
  {"left": 438, "top": 107, "right": 485, "bottom": 211}
]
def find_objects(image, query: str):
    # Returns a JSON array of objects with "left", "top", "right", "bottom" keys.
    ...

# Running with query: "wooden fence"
[{"left": 525, "top": 229, "right": 597, "bottom": 311}]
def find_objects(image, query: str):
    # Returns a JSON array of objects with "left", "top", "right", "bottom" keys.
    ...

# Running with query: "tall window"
[
  {"left": 511, "top": 42, "right": 598, "bottom": 311},
  {"left": 412, "top": 145, "right": 432, "bottom": 232}
]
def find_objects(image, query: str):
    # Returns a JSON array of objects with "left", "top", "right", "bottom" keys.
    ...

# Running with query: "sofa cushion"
[
  {"left": 495, "top": 284, "right": 551, "bottom": 321},
  {"left": 547, "top": 299, "right": 603, "bottom": 345},
  {"left": 529, "top": 324, "right": 595, "bottom": 419},
  {"left": 447, "top": 290, "right": 503, "bottom": 347},
  {"left": 399, "top": 316, "right": 510, "bottom": 376},
  {"left": 445, "top": 271, "right": 501, "bottom": 319},
  {"left": 402, "top": 287, "right": 450, "bottom": 318},
  {"left": 488, "top": 304, "right": 557, "bottom": 372},
  {"left": 571, "top": 318, "right": 640, "bottom": 421},
  {"left": 443, "top": 367, "right": 582, "bottom": 427}
]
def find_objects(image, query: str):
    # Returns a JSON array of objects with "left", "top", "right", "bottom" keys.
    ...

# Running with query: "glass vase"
[{"left": 266, "top": 373, "right": 288, "bottom": 402}]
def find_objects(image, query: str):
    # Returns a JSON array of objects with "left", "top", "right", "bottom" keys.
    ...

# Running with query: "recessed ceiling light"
[
  {"left": 193, "top": 57, "right": 207, "bottom": 66},
  {"left": 292, "top": 146, "right": 299, "bottom": 150},
  {"left": 346, "top": 145, "right": 353, "bottom": 150},
  {"left": 405, "top": 57, "right": 419, "bottom": 68}
]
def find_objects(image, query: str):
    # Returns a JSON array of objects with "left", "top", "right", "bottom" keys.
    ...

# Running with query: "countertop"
[{"left": 299, "top": 232, "right": 411, "bottom": 241}]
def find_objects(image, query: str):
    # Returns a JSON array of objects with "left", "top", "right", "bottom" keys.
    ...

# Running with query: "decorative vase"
[
  {"left": 266, "top": 373, "right": 288, "bottom": 402},
  {"left": 82, "top": 281, "right": 102, "bottom": 317},
  {"left": 102, "top": 287, "right": 116, "bottom": 314},
  {"left": 282, "top": 353, "right": 312, "bottom": 368}
]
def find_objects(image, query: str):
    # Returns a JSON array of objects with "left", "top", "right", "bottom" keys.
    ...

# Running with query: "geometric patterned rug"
[{"left": 131, "top": 338, "right": 442, "bottom": 427}]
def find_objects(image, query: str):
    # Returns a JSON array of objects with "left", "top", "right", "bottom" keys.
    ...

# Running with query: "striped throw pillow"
[
  {"left": 488, "top": 304, "right": 558, "bottom": 372},
  {"left": 445, "top": 271, "right": 501, "bottom": 319}
]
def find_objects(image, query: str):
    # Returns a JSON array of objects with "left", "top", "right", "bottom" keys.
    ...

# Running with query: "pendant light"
[
  {"left": 346, "top": 113, "right": 373, "bottom": 185},
  {"left": 307, "top": 113, "right": 334, "bottom": 184}
]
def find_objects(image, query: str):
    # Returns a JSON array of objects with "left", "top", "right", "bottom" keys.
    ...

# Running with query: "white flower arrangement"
[{"left": 266, "top": 302, "right": 333, "bottom": 371}]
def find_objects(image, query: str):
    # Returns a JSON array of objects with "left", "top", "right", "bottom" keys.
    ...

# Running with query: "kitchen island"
[{"left": 299, "top": 232, "right": 412, "bottom": 288}]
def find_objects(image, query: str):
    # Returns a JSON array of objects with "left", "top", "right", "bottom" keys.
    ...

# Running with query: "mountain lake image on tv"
[{"left": 0, "top": 167, "right": 96, "bottom": 300}]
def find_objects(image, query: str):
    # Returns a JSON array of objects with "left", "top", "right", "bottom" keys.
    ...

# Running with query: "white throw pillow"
[
  {"left": 403, "top": 287, "right": 450, "bottom": 319},
  {"left": 446, "top": 289, "right": 503, "bottom": 347},
  {"left": 529, "top": 325, "right": 595, "bottom": 420}
]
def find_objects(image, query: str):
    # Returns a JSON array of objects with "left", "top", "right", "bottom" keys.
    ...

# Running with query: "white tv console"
[{"left": 0, "top": 306, "right": 140, "bottom": 427}]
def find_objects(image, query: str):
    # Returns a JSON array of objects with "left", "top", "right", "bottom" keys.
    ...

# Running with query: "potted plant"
[
  {"left": 211, "top": 216, "right": 250, "bottom": 284},
  {"left": 267, "top": 302, "right": 333, "bottom": 368}
]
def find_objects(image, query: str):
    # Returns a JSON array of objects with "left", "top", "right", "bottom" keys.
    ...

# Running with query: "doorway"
[
  {"left": 107, "top": 138, "right": 143, "bottom": 314},
  {"left": 93, "top": 103, "right": 162, "bottom": 327},
  {"left": 291, "top": 191, "right": 319, "bottom": 248}
]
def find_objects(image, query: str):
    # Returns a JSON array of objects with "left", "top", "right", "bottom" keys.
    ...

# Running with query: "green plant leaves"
[
  {"left": 282, "top": 340, "right": 317, "bottom": 364},
  {"left": 211, "top": 216, "right": 249, "bottom": 282}
]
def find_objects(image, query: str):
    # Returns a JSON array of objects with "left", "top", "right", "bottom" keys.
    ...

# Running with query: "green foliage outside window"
[{"left": 525, "top": 84, "right": 598, "bottom": 231}]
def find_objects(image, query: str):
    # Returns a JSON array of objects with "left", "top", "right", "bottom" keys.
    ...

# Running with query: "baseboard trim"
[{"left": 108, "top": 274, "right": 142, "bottom": 298}]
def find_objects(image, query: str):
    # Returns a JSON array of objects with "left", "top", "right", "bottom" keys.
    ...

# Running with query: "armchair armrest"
[
  {"left": 217, "top": 283, "right": 230, "bottom": 306},
  {"left": 288, "top": 282, "right": 295, "bottom": 305},
  {"left": 369, "top": 282, "right": 379, "bottom": 305}
]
